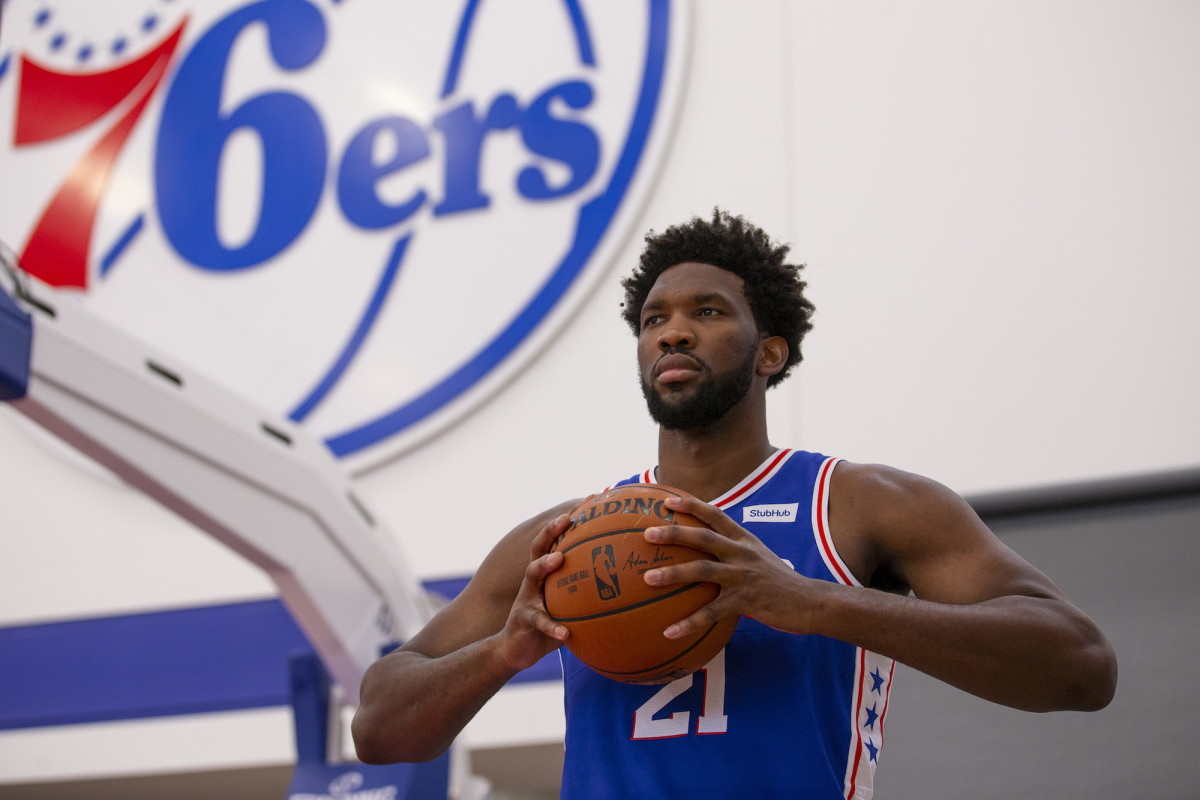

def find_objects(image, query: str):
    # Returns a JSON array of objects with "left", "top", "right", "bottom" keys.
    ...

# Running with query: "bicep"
[
  {"left": 399, "top": 585, "right": 510, "bottom": 661},
  {"left": 398, "top": 538, "right": 526, "bottom": 659},
  {"left": 836, "top": 463, "right": 1065, "bottom": 605}
]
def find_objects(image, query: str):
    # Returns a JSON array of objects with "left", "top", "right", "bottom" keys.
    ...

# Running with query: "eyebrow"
[{"left": 642, "top": 291, "right": 731, "bottom": 314}]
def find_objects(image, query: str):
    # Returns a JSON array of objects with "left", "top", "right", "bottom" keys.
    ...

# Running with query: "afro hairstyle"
[{"left": 621, "top": 208, "right": 815, "bottom": 387}]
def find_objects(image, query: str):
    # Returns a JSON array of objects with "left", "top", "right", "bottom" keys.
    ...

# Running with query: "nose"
[{"left": 656, "top": 313, "right": 694, "bottom": 351}]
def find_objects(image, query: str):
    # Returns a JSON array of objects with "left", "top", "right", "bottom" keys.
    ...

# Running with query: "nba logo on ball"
[
  {"left": 0, "top": 0, "right": 687, "bottom": 470},
  {"left": 592, "top": 544, "right": 620, "bottom": 601}
]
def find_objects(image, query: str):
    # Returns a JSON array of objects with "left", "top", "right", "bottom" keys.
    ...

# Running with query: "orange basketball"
[{"left": 543, "top": 484, "right": 738, "bottom": 684}]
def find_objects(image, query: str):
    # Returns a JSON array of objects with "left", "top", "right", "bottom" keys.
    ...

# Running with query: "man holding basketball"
[{"left": 352, "top": 210, "right": 1117, "bottom": 798}]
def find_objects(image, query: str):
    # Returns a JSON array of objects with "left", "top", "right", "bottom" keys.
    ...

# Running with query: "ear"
[{"left": 757, "top": 335, "right": 789, "bottom": 378}]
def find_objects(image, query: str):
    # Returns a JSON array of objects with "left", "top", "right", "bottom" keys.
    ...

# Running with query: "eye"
[
  {"left": 697, "top": 307, "right": 720, "bottom": 317},
  {"left": 641, "top": 314, "right": 663, "bottom": 329}
]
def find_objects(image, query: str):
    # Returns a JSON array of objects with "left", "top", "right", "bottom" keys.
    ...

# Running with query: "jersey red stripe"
[
  {"left": 877, "top": 660, "right": 896, "bottom": 746},
  {"left": 716, "top": 448, "right": 791, "bottom": 509},
  {"left": 815, "top": 457, "right": 854, "bottom": 585},
  {"left": 845, "top": 647, "right": 868, "bottom": 799}
]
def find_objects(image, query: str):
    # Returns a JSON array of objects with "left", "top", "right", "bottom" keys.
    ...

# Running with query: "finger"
[
  {"left": 642, "top": 555, "right": 724, "bottom": 589},
  {"left": 662, "top": 603, "right": 725, "bottom": 640},
  {"left": 644, "top": 521, "right": 734, "bottom": 559},
  {"left": 526, "top": 607, "right": 570, "bottom": 641},
  {"left": 523, "top": 550, "right": 564, "bottom": 593},
  {"left": 664, "top": 495, "right": 743, "bottom": 536},
  {"left": 531, "top": 511, "right": 573, "bottom": 558}
]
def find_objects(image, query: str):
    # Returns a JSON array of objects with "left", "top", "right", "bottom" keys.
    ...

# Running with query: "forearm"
[
  {"left": 808, "top": 581, "right": 1117, "bottom": 712},
  {"left": 352, "top": 635, "right": 519, "bottom": 764}
]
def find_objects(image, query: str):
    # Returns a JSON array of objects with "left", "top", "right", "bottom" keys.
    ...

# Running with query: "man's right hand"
[
  {"left": 494, "top": 511, "right": 573, "bottom": 672},
  {"left": 352, "top": 498, "right": 581, "bottom": 763}
]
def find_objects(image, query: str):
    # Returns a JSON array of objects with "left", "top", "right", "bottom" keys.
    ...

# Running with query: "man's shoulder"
[
  {"left": 826, "top": 460, "right": 973, "bottom": 591},
  {"left": 831, "top": 460, "right": 955, "bottom": 513}
]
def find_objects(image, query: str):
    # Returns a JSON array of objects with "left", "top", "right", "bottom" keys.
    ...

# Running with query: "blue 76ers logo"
[{"left": 0, "top": 0, "right": 685, "bottom": 470}]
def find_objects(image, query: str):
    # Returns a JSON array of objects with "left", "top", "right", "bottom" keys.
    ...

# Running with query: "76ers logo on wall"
[{"left": 0, "top": 0, "right": 685, "bottom": 470}]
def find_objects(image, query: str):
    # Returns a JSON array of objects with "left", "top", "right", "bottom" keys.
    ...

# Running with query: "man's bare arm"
[
  {"left": 642, "top": 464, "right": 1117, "bottom": 712},
  {"left": 821, "top": 463, "right": 1117, "bottom": 710},
  {"left": 351, "top": 500, "right": 577, "bottom": 764}
]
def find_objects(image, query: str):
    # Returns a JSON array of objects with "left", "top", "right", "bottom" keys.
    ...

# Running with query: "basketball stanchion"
[
  {"left": 0, "top": 254, "right": 492, "bottom": 798},
  {"left": 0, "top": 243, "right": 33, "bottom": 402},
  {"left": 0, "top": 263, "right": 435, "bottom": 697}
]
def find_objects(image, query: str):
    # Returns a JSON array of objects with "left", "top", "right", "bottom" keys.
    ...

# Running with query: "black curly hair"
[{"left": 621, "top": 209, "right": 815, "bottom": 388}]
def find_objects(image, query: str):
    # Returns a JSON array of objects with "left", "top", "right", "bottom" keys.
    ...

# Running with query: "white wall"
[
  {"left": 359, "top": 0, "right": 1200, "bottom": 580},
  {"left": 790, "top": 1, "right": 1200, "bottom": 495},
  {"left": 1, "top": 0, "right": 1197, "bottom": 793}
]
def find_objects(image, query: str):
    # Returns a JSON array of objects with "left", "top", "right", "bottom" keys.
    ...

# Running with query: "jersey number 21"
[{"left": 632, "top": 650, "right": 728, "bottom": 739}]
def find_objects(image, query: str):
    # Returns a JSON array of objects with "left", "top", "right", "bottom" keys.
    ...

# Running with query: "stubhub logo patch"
[{"left": 743, "top": 503, "right": 798, "bottom": 523}]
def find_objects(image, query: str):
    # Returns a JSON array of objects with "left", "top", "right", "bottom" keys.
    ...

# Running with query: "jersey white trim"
[
  {"left": 811, "top": 456, "right": 895, "bottom": 799},
  {"left": 636, "top": 449, "right": 795, "bottom": 507},
  {"left": 811, "top": 457, "right": 862, "bottom": 588},
  {"left": 711, "top": 448, "right": 795, "bottom": 508},
  {"left": 843, "top": 649, "right": 895, "bottom": 799}
]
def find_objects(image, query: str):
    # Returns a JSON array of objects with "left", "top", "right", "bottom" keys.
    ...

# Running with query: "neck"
[{"left": 654, "top": 396, "right": 775, "bottom": 502}]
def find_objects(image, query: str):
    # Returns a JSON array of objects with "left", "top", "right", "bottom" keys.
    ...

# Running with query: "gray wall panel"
[{"left": 880, "top": 497, "right": 1200, "bottom": 799}]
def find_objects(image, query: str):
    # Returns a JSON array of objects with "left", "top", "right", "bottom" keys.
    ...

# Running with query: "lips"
[{"left": 653, "top": 352, "right": 703, "bottom": 384}]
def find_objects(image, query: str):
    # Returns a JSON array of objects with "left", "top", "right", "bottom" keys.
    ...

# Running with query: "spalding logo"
[
  {"left": 567, "top": 492, "right": 676, "bottom": 531},
  {"left": 0, "top": 0, "right": 686, "bottom": 470}
]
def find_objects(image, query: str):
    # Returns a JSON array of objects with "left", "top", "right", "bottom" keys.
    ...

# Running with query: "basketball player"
[{"left": 352, "top": 210, "right": 1117, "bottom": 798}]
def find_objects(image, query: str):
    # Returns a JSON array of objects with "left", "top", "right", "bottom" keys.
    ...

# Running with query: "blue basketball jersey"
[{"left": 559, "top": 449, "right": 894, "bottom": 799}]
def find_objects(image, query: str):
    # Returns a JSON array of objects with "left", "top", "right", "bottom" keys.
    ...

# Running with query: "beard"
[{"left": 641, "top": 346, "right": 758, "bottom": 431}]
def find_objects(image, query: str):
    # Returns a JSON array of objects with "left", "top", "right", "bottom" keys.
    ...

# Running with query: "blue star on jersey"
[{"left": 864, "top": 702, "right": 880, "bottom": 730}]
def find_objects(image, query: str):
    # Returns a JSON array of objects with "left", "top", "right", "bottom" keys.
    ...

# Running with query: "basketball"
[{"left": 543, "top": 484, "right": 739, "bottom": 684}]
